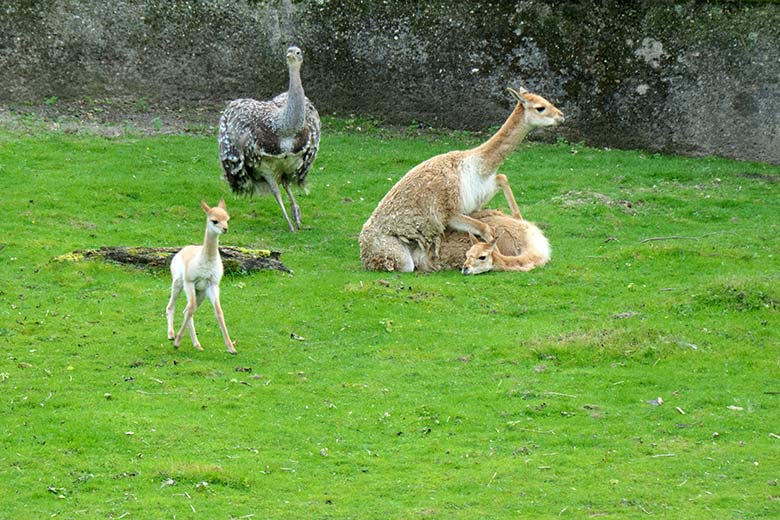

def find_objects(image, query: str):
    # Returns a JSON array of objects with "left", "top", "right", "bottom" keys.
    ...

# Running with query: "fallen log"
[{"left": 54, "top": 246, "right": 290, "bottom": 274}]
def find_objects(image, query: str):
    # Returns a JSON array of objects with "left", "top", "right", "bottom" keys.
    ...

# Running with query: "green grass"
[{"left": 1, "top": 123, "right": 779, "bottom": 519}]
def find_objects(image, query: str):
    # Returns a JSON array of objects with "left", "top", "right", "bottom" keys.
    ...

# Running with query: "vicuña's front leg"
[
  {"left": 448, "top": 214, "right": 494, "bottom": 242},
  {"left": 496, "top": 174, "right": 523, "bottom": 220},
  {"left": 207, "top": 284, "right": 236, "bottom": 354}
]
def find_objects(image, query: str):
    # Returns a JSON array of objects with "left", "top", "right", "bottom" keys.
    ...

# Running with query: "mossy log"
[{"left": 55, "top": 246, "right": 290, "bottom": 274}]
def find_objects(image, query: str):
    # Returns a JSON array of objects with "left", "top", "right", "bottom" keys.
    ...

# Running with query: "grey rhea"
[{"left": 218, "top": 46, "right": 321, "bottom": 231}]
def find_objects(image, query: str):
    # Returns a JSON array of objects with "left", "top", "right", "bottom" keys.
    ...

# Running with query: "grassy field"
[{"left": 1, "top": 120, "right": 779, "bottom": 519}]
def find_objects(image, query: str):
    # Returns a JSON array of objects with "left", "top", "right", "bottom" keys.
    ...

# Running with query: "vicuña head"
[
  {"left": 203, "top": 198, "right": 230, "bottom": 236},
  {"left": 508, "top": 87, "right": 565, "bottom": 128},
  {"left": 462, "top": 234, "right": 500, "bottom": 275}
]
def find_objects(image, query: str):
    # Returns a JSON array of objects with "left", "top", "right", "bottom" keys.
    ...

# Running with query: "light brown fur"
[
  {"left": 359, "top": 87, "right": 563, "bottom": 272},
  {"left": 425, "top": 209, "right": 526, "bottom": 270},
  {"left": 461, "top": 215, "right": 551, "bottom": 275},
  {"left": 166, "top": 199, "right": 236, "bottom": 354},
  {"left": 416, "top": 204, "right": 548, "bottom": 273}
]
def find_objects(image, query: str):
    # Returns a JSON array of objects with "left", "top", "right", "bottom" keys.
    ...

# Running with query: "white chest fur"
[
  {"left": 188, "top": 256, "right": 223, "bottom": 290},
  {"left": 458, "top": 156, "right": 498, "bottom": 213}
]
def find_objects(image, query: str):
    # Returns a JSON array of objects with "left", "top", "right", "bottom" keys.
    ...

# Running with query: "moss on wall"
[{"left": 1, "top": 0, "right": 778, "bottom": 162}]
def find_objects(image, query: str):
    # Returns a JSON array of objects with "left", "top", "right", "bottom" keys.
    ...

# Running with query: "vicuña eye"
[
  {"left": 211, "top": 220, "right": 219, "bottom": 225},
  {"left": 536, "top": 106, "right": 546, "bottom": 113},
  {"left": 479, "top": 255, "right": 487, "bottom": 260}
]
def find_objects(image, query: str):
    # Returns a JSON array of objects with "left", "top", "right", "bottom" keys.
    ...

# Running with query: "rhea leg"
[
  {"left": 263, "top": 174, "right": 296, "bottom": 232},
  {"left": 282, "top": 179, "right": 302, "bottom": 230}
]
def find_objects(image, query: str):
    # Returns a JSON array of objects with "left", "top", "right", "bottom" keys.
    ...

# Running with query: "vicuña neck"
[
  {"left": 202, "top": 229, "right": 221, "bottom": 260},
  {"left": 279, "top": 65, "right": 305, "bottom": 135},
  {"left": 472, "top": 103, "right": 529, "bottom": 172},
  {"left": 492, "top": 249, "right": 524, "bottom": 271}
]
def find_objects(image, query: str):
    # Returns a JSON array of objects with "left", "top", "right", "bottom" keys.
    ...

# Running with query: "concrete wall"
[{"left": 1, "top": 0, "right": 778, "bottom": 163}]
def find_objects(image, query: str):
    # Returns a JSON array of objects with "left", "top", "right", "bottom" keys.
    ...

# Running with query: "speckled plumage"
[
  {"left": 218, "top": 95, "right": 320, "bottom": 192},
  {"left": 218, "top": 46, "right": 320, "bottom": 231}
]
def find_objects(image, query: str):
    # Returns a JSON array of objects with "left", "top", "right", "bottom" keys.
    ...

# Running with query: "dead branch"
[
  {"left": 639, "top": 231, "right": 726, "bottom": 244},
  {"left": 639, "top": 235, "right": 700, "bottom": 244},
  {"left": 54, "top": 246, "right": 290, "bottom": 274}
]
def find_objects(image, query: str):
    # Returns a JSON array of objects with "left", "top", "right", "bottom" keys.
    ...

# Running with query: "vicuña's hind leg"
[
  {"left": 361, "top": 235, "right": 415, "bottom": 272},
  {"left": 166, "top": 278, "right": 183, "bottom": 340},
  {"left": 381, "top": 236, "right": 414, "bottom": 272},
  {"left": 174, "top": 283, "right": 203, "bottom": 351},
  {"left": 184, "top": 307, "right": 202, "bottom": 350}
]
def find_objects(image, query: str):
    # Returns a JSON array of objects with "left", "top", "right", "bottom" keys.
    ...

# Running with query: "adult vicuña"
[
  {"left": 359, "top": 86, "right": 563, "bottom": 272},
  {"left": 219, "top": 46, "right": 320, "bottom": 232},
  {"left": 461, "top": 216, "right": 551, "bottom": 275},
  {"left": 166, "top": 199, "right": 236, "bottom": 354}
]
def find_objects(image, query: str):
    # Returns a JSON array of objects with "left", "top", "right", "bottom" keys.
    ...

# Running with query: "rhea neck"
[
  {"left": 472, "top": 102, "right": 530, "bottom": 172},
  {"left": 278, "top": 62, "right": 306, "bottom": 136}
]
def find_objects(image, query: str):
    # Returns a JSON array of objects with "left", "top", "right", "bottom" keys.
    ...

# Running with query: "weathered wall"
[{"left": 1, "top": 0, "right": 778, "bottom": 163}]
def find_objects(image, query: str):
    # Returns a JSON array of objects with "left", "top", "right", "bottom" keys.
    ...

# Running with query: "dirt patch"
[
  {"left": 552, "top": 191, "right": 640, "bottom": 214},
  {"left": 0, "top": 100, "right": 223, "bottom": 137},
  {"left": 736, "top": 172, "right": 780, "bottom": 184}
]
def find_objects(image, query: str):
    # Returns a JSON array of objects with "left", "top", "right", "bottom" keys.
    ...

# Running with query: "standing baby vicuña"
[{"left": 166, "top": 199, "right": 236, "bottom": 354}]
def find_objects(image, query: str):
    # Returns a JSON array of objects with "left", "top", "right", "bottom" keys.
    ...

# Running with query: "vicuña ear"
[
  {"left": 507, "top": 87, "right": 528, "bottom": 107},
  {"left": 469, "top": 233, "right": 480, "bottom": 245},
  {"left": 218, "top": 198, "right": 226, "bottom": 209},
  {"left": 201, "top": 200, "right": 211, "bottom": 212}
]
